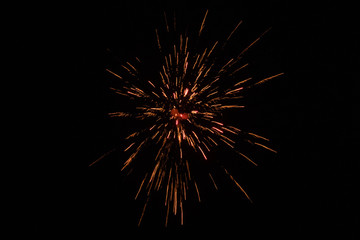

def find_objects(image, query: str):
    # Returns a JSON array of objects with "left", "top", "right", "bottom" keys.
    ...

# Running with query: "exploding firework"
[{"left": 90, "top": 10, "right": 283, "bottom": 226}]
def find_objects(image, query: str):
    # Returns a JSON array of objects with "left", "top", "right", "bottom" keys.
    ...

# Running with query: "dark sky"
[{"left": 27, "top": 1, "right": 357, "bottom": 238}]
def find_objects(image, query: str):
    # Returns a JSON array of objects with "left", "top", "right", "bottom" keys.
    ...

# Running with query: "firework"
[{"left": 90, "top": 10, "right": 283, "bottom": 226}]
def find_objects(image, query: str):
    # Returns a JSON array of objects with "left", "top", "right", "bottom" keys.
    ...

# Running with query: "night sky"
[{"left": 26, "top": 1, "right": 357, "bottom": 238}]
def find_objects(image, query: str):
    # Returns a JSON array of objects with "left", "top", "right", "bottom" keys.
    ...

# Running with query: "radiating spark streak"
[
  {"left": 247, "top": 132, "right": 270, "bottom": 141},
  {"left": 183, "top": 88, "right": 189, "bottom": 97},
  {"left": 225, "top": 20, "right": 243, "bottom": 43},
  {"left": 185, "top": 160, "right": 191, "bottom": 180},
  {"left": 206, "top": 91, "right": 218, "bottom": 98},
  {"left": 222, "top": 127, "right": 238, "bottom": 135},
  {"left": 239, "top": 27, "right": 272, "bottom": 57},
  {"left": 122, "top": 153, "right": 136, "bottom": 171},
  {"left": 126, "top": 62, "right": 137, "bottom": 72},
  {"left": 209, "top": 173, "right": 218, "bottom": 190},
  {"left": 229, "top": 63, "right": 249, "bottom": 76},
  {"left": 192, "top": 54, "right": 200, "bottom": 70},
  {"left": 254, "top": 142, "right": 277, "bottom": 153},
  {"left": 161, "top": 89, "right": 168, "bottom": 98},
  {"left": 202, "top": 141, "right": 211, "bottom": 151},
  {"left": 253, "top": 72, "right": 284, "bottom": 86},
  {"left": 234, "top": 77, "right": 252, "bottom": 87},
  {"left": 105, "top": 68, "right": 123, "bottom": 79},
  {"left": 127, "top": 91, "right": 141, "bottom": 97},
  {"left": 194, "top": 181, "right": 201, "bottom": 202},
  {"left": 151, "top": 131, "right": 160, "bottom": 139},
  {"left": 198, "top": 146, "right": 207, "bottom": 160},
  {"left": 236, "top": 151, "right": 258, "bottom": 166},
  {"left": 148, "top": 81, "right": 156, "bottom": 88},
  {"left": 163, "top": 12, "right": 170, "bottom": 32},
  {"left": 150, "top": 107, "right": 165, "bottom": 111},
  {"left": 198, "top": 49, "right": 208, "bottom": 69},
  {"left": 207, "top": 136, "right": 218, "bottom": 146},
  {"left": 135, "top": 174, "right": 148, "bottom": 200},
  {"left": 124, "top": 142, "right": 135, "bottom": 152},
  {"left": 212, "top": 126, "right": 224, "bottom": 134},
  {"left": 179, "top": 34, "right": 183, "bottom": 52},
  {"left": 110, "top": 88, "right": 130, "bottom": 97},
  {"left": 138, "top": 197, "right": 149, "bottom": 227},
  {"left": 155, "top": 170, "right": 165, "bottom": 190},
  {"left": 224, "top": 168, "right": 252, "bottom": 203},
  {"left": 187, "top": 136, "right": 196, "bottom": 149},
  {"left": 183, "top": 183, "right": 187, "bottom": 200},
  {"left": 165, "top": 169, "right": 172, "bottom": 205},
  {"left": 173, "top": 44, "right": 177, "bottom": 58},
  {"left": 219, "top": 58, "right": 234, "bottom": 73},
  {"left": 225, "top": 87, "right": 243, "bottom": 95},
  {"left": 159, "top": 72, "right": 166, "bottom": 86},
  {"left": 125, "top": 131, "right": 138, "bottom": 139},
  {"left": 122, "top": 64, "right": 133, "bottom": 75},
  {"left": 181, "top": 129, "right": 186, "bottom": 140},
  {"left": 220, "top": 134, "right": 235, "bottom": 144},
  {"left": 207, "top": 41, "right": 218, "bottom": 57},
  {"left": 89, "top": 148, "right": 116, "bottom": 167},
  {"left": 121, "top": 140, "right": 146, "bottom": 171},
  {"left": 149, "top": 162, "right": 160, "bottom": 187},
  {"left": 165, "top": 204, "right": 170, "bottom": 227},
  {"left": 199, "top": 9, "right": 208, "bottom": 36},
  {"left": 219, "top": 105, "right": 245, "bottom": 109},
  {"left": 220, "top": 138, "right": 235, "bottom": 148},
  {"left": 228, "top": 126, "right": 242, "bottom": 133},
  {"left": 191, "top": 131, "right": 200, "bottom": 142},
  {"left": 108, "top": 112, "right": 132, "bottom": 117},
  {"left": 212, "top": 121, "right": 224, "bottom": 126},
  {"left": 155, "top": 28, "right": 162, "bottom": 51},
  {"left": 173, "top": 11, "right": 176, "bottom": 31},
  {"left": 173, "top": 184, "right": 177, "bottom": 215},
  {"left": 168, "top": 54, "right": 172, "bottom": 69},
  {"left": 203, "top": 65, "right": 212, "bottom": 78},
  {"left": 180, "top": 201, "right": 184, "bottom": 225}
]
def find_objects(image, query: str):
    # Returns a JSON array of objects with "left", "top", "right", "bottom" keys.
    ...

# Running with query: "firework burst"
[{"left": 90, "top": 10, "right": 283, "bottom": 226}]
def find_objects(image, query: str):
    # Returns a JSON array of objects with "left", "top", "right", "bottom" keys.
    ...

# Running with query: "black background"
[{"left": 24, "top": 0, "right": 357, "bottom": 238}]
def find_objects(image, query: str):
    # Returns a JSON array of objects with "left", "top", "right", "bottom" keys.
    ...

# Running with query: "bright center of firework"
[
  {"left": 170, "top": 108, "right": 189, "bottom": 120},
  {"left": 169, "top": 88, "right": 191, "bottom": 125}
]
